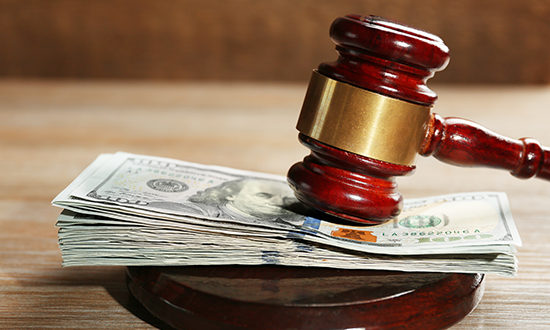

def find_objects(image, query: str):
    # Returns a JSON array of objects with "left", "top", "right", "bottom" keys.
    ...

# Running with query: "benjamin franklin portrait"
[
  {"left": 147, "top": 178, "right": 307, "bottom": 224},
  {"left": 189, "top": 178, "right": 306, "bottom": 222}
]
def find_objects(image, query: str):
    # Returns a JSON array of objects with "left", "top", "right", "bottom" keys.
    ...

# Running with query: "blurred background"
[{"left": 1, "top": 0, "right": 549, "bottom": 84}]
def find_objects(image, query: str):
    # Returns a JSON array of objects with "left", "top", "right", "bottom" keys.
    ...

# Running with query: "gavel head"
[{"left": 287, "top": 15, "right": 450, "bottom": 225}]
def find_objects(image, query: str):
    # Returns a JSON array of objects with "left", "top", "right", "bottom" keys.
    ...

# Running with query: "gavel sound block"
[{"left": 287, "top": 14, "right": 550, "bottom": 225}]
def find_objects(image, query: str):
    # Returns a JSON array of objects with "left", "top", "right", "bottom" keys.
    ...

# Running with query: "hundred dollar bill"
[
  {"left": 56, "top": 211, "right": 517, "bottom": 276},
  {"left": 53, "top": 152, "right": 521, "bottom": 256},
  {"left": 296, "top": 192, "right": 521, "bottom": 255},
  {"left": 53, "top": 153, "right": 306, "bottom": 230}
]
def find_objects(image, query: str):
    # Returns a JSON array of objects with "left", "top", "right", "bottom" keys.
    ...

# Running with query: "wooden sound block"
[{"left": 127, "top": 266, "right": 484, "bottom": 329}]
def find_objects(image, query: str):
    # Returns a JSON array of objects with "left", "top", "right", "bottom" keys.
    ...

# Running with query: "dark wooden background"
[{"left": 1, "top": 0, "right": 549, "bottom": 83}]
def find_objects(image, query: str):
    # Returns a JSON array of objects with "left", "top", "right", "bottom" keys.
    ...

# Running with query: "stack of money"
[{"left": 53, "top": 152, "right": 521, "bottom": 276}]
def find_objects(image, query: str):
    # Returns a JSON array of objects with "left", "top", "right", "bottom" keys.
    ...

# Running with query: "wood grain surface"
[
  {"left": 1, "top": 80, "right": 550, "bottom": 328},
  {"left": 1, "top": 0, "right": 550, "bottom": 84}
]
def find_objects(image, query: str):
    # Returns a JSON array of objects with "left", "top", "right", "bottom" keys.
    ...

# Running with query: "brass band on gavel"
[{"left": 296, "top": 71, "right": 432, "bottom": 166}]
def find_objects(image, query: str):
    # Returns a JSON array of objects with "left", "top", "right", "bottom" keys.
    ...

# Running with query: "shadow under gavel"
[{"left": 287, "top": 14, "right": 550, "bottom": 225}]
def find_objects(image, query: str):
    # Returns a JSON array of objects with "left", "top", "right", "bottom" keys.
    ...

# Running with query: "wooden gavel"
[{"left": 287, "top": 14, "right": 550, "bottom": 225}]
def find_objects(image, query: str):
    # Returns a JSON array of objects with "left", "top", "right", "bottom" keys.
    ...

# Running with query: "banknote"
[
  {"left": 53, "top": 153, "right": 305, "bottom": 230},
  {"left": 56, "top": 211, "right": 517, "bottom": 276},
  {"left": 300, "top": 192, "right": 521, "bottom": 255},
  {"left": 52, "top": 152, "right": 521, "bottom": 256}
]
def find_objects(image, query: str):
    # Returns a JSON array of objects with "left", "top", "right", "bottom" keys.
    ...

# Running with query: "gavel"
[{"left": 287, "top": 14, "right": 550, "bottom": 225}]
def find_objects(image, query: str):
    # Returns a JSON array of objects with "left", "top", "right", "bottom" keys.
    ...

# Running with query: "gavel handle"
[{"left": 420, "top": 113, "right": 550, "bottom": 180}]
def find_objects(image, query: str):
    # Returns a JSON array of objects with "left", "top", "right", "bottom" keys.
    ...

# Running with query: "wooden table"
[{"left": 1, "top": 80, "right": 550, "bottom": 328}]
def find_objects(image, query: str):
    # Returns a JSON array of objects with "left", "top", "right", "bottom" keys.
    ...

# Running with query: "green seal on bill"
[{"left": 399, "top": 215, "right": 442, "bottom": 228}]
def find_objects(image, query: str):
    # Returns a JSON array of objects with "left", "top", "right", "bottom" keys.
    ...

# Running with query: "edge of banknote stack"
[{"left": 52, "top": 152, "right": 522, "bottom": 276}]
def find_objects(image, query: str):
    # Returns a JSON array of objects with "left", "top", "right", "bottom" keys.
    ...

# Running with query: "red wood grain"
[
  {"left": 318, "top": 14, "right": 449, "bottom": 106},
  {"left": 127, "top": 266, "right": 484, "bottom": 330},
  {"left": 288, "top": 15, "right": 449, "bottom": 223},
  {"left": 288, "top": 134, "right": 412, "bottom": 224},
  {"left": 421, "top": 114, "right": 550, "bottom": 180}
]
